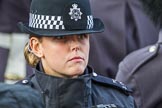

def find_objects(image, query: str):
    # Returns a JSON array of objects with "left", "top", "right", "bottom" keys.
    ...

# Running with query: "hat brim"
[{"left": 18, "top": 18, "right": 104, "bottom": 36}]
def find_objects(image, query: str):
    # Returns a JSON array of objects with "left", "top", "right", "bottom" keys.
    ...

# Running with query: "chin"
[{"left": 69, "top": 66, "right": 85, "bottom": 76}]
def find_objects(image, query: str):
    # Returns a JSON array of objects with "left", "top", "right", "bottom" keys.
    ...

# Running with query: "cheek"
[
  {"left": 42, "top": 45, "right": 67, "bottom": 62},
  {"left": 43, "top": 47, "right": 62, "bottom": 58},
  {"left": 84, "top": 42, "right": 90, "bottom": 61},
  {"left": 85, "top": 45, "right": 89, "bottom": 56},
  {"left": 86, "top": 41, "right": 90, "bottom": 54},
  {"left": 42, "top": 48, "right": 63, "bottom": 70}
]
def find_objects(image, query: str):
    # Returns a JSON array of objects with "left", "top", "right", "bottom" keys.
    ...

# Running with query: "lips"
[{"left": 69, "top": 56, "right": 84, "bottom": 61}]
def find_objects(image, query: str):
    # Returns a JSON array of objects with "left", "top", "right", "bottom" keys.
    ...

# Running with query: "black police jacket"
[{"left": 18, "top": 63, "right": 136, "bottom": 108}]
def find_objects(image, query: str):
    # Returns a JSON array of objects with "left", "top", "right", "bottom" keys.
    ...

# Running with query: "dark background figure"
[
  {"left": 116, "top": 0, "right": 162, "bottom": 107},
  {"left": 116, "top": 32, "right": 162, "bottom": 108},
  {"left": 0, "top": 0, "right": 31, "bottom": 82},
  {"left": 88, "top": 0, "right": 159, "bottom": 78},
  {"left": 0, "top": 83, "right": 44, "bottom": 108}
]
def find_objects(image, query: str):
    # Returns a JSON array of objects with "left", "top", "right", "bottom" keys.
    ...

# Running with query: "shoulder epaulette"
[
  {"left": 91, "top": 73, "right": 132, "bottom": 95},
  {"left": 122, "top": 44, "right": 159, "bottom": 73},
  {"left": 16, "top": 74, "right": 35, "bottom": 87}
]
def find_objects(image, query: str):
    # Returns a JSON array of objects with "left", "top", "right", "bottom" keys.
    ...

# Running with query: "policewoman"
[
  {"left": 17, "top": 0, "right": 136, "bottom": 107},
  {"left": 116, "top": 0, "right": 162, "bottom": 108}
]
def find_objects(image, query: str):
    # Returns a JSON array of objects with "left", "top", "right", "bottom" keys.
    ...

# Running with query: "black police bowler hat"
[{"left": 18, "top": 0, "right": 104, "bottom": 36}]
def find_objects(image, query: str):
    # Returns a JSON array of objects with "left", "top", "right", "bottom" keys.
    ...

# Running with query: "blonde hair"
[{"left": 24, "top": 36, "right": 42, "bottom": 67}]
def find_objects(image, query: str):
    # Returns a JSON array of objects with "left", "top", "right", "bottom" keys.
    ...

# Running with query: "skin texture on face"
[{"left": 30, "top": 34, "right": 90, "bottom": 78}]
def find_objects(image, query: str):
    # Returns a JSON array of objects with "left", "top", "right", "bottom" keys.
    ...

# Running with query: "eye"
[
  {"left": 78, "top": 34, "right": 88, "bottom": 39},
  {"left": 55, "top": 36, "right": 66, "bottom": 40}
]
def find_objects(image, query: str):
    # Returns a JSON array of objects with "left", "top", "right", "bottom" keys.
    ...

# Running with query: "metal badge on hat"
[{"left": 69, "top": 4, "right": 83, "bottom": 21}]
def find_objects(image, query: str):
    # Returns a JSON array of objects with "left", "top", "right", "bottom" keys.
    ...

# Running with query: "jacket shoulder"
[
  {"left": 92, "top": 73, "right": 132, "bottom": 95},
  {"left": 16, "top": 74, "right": 35, "bottom": 87},
  {"left": 120, "top": 44, "right": 158, "bottom": 73}
]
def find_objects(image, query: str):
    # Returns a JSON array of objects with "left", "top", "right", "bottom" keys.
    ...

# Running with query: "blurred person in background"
[
  {"left": 0, "top": 0, "right": 31, "bottom": 83},
  {"left": 88, "top": 0, "right": 159, "bottom": 78},
  {"left": 116, "top": 0, "right": 162, "bottom": 107}
]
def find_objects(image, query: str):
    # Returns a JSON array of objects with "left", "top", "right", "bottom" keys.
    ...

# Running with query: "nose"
[{"left": 69, "top": 36, "right": 81, "bottom": 51}]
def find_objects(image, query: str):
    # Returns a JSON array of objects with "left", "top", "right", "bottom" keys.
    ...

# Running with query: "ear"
[{"left": 29, "top": 37, "right": 43, "bottom": 58}]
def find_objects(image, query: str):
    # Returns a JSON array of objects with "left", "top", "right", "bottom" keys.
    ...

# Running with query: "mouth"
[{"left": 68, "top": 56, "right": 84, "bottom": 62}]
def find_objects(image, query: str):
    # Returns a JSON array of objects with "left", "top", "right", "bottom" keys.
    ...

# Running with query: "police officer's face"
[{"left": 31, "top": 34, "right": 89, "bottom": 78}]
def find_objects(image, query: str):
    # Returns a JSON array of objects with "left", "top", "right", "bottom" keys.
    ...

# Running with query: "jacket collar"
[{"left": 34, "top": 63, "right": 93, "bottom": 108}]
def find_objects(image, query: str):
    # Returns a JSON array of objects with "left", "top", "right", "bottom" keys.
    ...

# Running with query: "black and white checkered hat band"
[
  {"left": 29, "top": 13, "right": 64, "bottom": 30},
  {"left": 87, "top": 15, "right": 93, "bottom": 29},
  {"left": 29, "top": 13, "right": 94, "bottom": 30}
]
